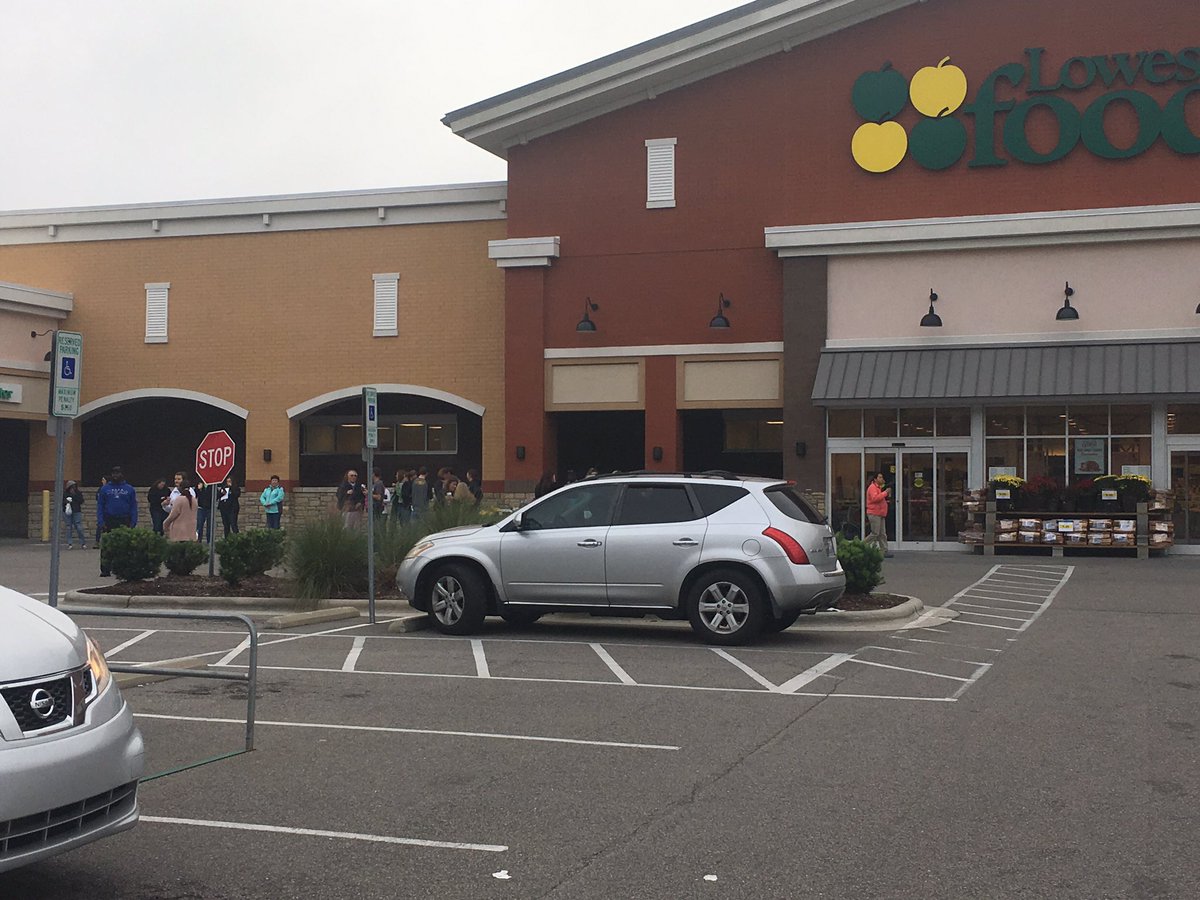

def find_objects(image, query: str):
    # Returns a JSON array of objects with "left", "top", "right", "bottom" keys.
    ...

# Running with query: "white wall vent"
[
  {"left": 373, "top": 273, "right": 399, "bottom": 337},
  {"left": 645, "top": 138, "right": 677, "bottom": 209},
  {"left": 144, "top": 282, "right": 170, "bottom": 343}
]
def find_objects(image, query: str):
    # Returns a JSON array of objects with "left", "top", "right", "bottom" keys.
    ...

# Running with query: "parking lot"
[{"left": 3, "top": 546, "right": 1199, "bottom": 898}]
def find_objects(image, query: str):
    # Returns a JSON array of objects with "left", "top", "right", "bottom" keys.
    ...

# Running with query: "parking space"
[{"left": 9, "top": 553, "right": 1200, "bottom": 898}]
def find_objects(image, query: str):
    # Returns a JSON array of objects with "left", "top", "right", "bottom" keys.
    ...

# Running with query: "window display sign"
[{"left": 1074, "top": 438, "right": 1106, "bottom": 474}]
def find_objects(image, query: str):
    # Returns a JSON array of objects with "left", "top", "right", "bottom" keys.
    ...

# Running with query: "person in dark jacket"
[
  {"left": 534, "top": 472, "right": 557, "bottom": 499},
  {"left": 62, "top": 480, "right": 86, "bottom": 549},
  {"left": 97, "top": 467, "right": 138, "bottom": 576},
  {"left": 336, "top": 469, "right": 367, "bottom": 527},
  {"left": 466, "top": 469, "right": 483, "bottom": 506},
  {"left": 195, "top": 478, "right": 214, "bottom": 543},
  {"left": 94, "top": 476, "right": 107, "bottom": 547},
  {"left": 218, "top": 476, "right": 241, "bottom": 537},
  {"left": 147, "top": 478, "right": 170, "bottom": 535}
]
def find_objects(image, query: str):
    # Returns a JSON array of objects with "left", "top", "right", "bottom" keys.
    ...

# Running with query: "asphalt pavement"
[{"left": 2, "top": 542, "right": 1199, "bottom": 898}]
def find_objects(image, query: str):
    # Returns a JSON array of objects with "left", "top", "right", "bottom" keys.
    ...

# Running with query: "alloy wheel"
[
  {"left": 697, "top": 581, "right": 750, "bottom": 634},
  {"left": 432, "top": 575, "right": 465, "bottom": 626}
]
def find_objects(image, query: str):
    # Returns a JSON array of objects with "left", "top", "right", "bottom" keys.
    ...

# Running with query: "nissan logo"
[{"left": 29, "top": 688, "right": 55, "bottom": 720}]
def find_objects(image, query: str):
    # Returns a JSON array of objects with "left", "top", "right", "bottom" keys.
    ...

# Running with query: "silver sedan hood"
[{"left": 0, "top": 586, "right": 87, "bottom": 682}]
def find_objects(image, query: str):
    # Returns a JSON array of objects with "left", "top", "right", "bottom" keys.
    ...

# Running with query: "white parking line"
[
  {"left": 960, "top": 593, "right": 1044, "bottom": 606},
  {"left": 948, "top": 619, "right": 1022, "bottom": 631},
  {"left": 846, "top": 658, "right": 974, "bottom": 682},
  {"left": 590, "top": 643, "right": 637, "bottom": 685},
  {"left": 214, "top": 637, "right": 251, "bottom": 668},
  {"left": 954, "top": 610, "right": 1032, "bottom": 623},
  {"left": 471, "top": 640, "right": 490, "bottom": 679},
  {"left": 134, "top": 712, "right": 680, "bottom": 751},
  {"left": 141, "top": 815, "right": 508, "bottom": 853},
  {"left": 342, "top": 637, "right": 366, "bottom": 673},
  {"left": 891, "top": 636, "right": 1002, "bottom": 653},
  {"left": 104, "top": 629, "right": 156, "bottom": 657},
  {"left": 775, "top": 653, "right": 855, "bottom": 694},
  {"left": 992, "top": 571, "right": 1062, "bottom": 582},
  {"left": 712, "top": 648, "right": 779, "bottom": 691}
]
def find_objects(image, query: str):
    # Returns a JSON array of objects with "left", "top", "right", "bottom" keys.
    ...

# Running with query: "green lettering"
[
  {"left": 1059, "top": 56, "right": 1098, "bottom": 90},
  {"left": 1142, "top": 50, "right": 1176, "bottom": 84},
  {"left": 1108, "top": 52, "right": 1148, "bottom": 86},
  {"left": 1003, "top": 96, "right": 1081, "bottom": 164},
  {"left": 1026, "top": 48, "right": 1058, "bottom": 93},
  {"left": 1080, "top": 90, "right": 1162, "bottom": 159},
  {"left": 1176, "top": 47, "right": 1200, "bottom": 82},
  {"left": 964, "top": 62, "right": 1026, "bottom": 167},
  {"left": 1162, "top": 84, "right": 1200, "bottom": 153}
]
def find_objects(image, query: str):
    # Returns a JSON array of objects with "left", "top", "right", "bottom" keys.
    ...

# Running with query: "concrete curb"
[
  {"left": 387, "top": 612, "right": 431, "bottom": 633},
  {"left": 790, "top": 595, "right": 954, "bottom": 632},
  {"left": 113, "top": 655, "right": 210, "bottom": 688},
  {"left": 260, "top": 606, "right": 361, "bottom": 630},
  {"left": 64, "top": 589, "right": 409, "bottom": 618}
]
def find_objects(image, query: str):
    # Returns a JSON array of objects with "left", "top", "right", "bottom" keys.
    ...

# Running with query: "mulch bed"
[
  {"left": 80, "top": 574, "right": 403, "bottom": 601},
  {"left": 831, "top": 592, "right": 911, "bottom": 612}
]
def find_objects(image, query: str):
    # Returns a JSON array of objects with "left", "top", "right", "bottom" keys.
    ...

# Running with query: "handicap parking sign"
[{"left": 60, "top": 356, "right": 76, "bottom": 380}]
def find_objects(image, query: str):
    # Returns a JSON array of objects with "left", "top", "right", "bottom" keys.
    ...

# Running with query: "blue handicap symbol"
[
  {"left": 60, "top": 357, "right": 76, "bottom": 380},
  {"left": 368, "top": 407, "right": 376, "bottom": 422}
]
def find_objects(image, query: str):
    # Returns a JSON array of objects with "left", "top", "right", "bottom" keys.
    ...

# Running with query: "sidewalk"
[{"left": 0, "top": 538, "right": 113, "bottom": 597}]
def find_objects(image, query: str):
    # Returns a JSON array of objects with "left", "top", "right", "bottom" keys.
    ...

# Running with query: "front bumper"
[{"left": 0, "top": 690, "right": 144, "bottom": 873}]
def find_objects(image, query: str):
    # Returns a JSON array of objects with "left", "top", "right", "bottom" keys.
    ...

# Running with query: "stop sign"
[{"left": 195, "top": 430, "right": 236, "bottom": 485}]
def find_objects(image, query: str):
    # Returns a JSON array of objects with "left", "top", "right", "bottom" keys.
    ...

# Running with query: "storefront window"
[
  {"left": 827, "top": 409, "right": 861, "bottom": 438},
  {"left": 829, "top": 453, "right": 862, "bottom": 539},
  {"left": 1027, "top": 438, "right": 1066, "bottom": 482},
  {"left": 1068, "top": 405, "right": 1108, "bottom": 435},
  {"left": 396, "top": 424, "right": 425, "bottom": 452},
  {"left": 864, "top": 408, "right": 898, "bottom": 438},
  {"left": 986, "top": 406, "right": 1023, "bottom": 436},
  {"left": 1110, "top": 405, "right": 1151, "bottom": 435},
  {"left": 427, "top": 423, "right": 458, "bottom": 452},
  {"left": 1111, "top": 437, "right": 1151, "bottom": 474},
  {"left": 899, "top": 408, "right": 934, "bottom": 437},
  {"left": 334, "top": 424, "right": 363, "bottom": 453},
  {"left": 303, "top": 424, "right": 335, "bottom": 453},
  {"left": 1167, "top": 404, "right": 1200, "bottom": 434},
  {"left": 724, "top": 413, "right": 782, "bottom": 451},
  {"left": 1026, "top": 406, "right": 1066, "bottom": 435},
  {"left": 935, "top": 408, "right": 970, "bottom": 436},
  {"left": 986, "top": 439, "right": 1023, "bottom": 478}
]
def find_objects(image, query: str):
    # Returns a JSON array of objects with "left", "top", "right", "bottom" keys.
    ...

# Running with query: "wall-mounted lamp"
[
  {"left": 795, "top": 441, "right": 807, "bottom": 458},
  {"left": 652, "top": 446, "right": 663, "bottom": 462},
  {"left": 515, "top": 445, "right": 526, "bottom": 461},
  {"left": 576, "top": 298, "right": 599, "bottom": 332},
  {"left": 920, "top": 289, "right": 942, "bottom": 327},
  {"left": 31, "top": 328, "right": 54, "bottom": 361},
  {"left": 263, "top": 449, "right": 272, "bottom": 462},
  {"left": 1056, "top": 282, "right": 1079, "bottom": 321},
  {"left": 709, "top": 293, "right": 732, "bottom": 328}
]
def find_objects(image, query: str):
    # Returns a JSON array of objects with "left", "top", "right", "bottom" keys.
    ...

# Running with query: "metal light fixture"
[
  {"left": 709, "top": 293, "right": 732, "bottom": 328},
  {"left": 576, "top": 297, "right": 599, "bottom": 332},
  {"left": 920, "top": 289, "right": 942, "bottom": 327},
  {"left": 1056, "top": 282, "right": 1079, "bottom": 321}
]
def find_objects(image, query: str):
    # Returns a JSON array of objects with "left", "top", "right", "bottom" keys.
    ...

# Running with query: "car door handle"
[
  {"left": 577, "top": 539, "right": 603, "bottom": 548},
  {"left": 672, "top": 538, "right": 699, "bottom": 547}
]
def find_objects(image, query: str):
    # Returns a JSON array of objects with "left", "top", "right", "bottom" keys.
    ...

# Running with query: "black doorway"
[{"left": 554, "top": 411, "right": 645, "bottom": 479}]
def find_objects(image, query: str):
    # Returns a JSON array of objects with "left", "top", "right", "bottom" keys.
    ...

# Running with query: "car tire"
[
  {"left": 686, "top": 568, "right": 766, "bottom": 645},
  {"left": 499, "top": 607, "right": 543, "bottom": 627},
  {"left": 764, "top": 610, "right": 803, "bottom": 633},
  {"left": 427, "top": 564, "right": 487, "bottom": 635}
]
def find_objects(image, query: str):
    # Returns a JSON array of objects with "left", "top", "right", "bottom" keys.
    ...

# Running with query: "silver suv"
[{"left": 399, "top": 473, "right": 845, "bottom": 644}]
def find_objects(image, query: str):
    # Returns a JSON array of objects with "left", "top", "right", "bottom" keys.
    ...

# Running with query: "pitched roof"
[{"left": 443, "top": 0, "right": 920, "bottom": 158}]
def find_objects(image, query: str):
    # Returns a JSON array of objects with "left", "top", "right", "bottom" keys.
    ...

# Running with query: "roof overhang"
[
  {"left": 0, "top": 280, "right": 73, "bottom": 318},
  {"left": 443, "top": 0, "right": 920, "bottom": 158}
]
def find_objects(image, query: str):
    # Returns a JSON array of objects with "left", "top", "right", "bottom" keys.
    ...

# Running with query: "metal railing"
[{"left": 60, "top": 607, "right": 258, "bottom": 752}]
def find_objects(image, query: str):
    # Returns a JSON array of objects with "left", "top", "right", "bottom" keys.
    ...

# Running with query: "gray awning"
[{"left": 812, "top": 341, "right": 1200, "bottom": 404}]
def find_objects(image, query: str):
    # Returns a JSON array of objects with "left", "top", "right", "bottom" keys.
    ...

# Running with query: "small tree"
[
  {"left": 215, "top": 528, "right": 286, "bottom": 587},
  {"left": 836, "top": 537, "right": 885, "bottom": 596},
  {"left": 102, "top": 528, "right": 167, "bottom": 582},
  {"left": 163, "top": 541, "right": 210, "bottom": 576}
]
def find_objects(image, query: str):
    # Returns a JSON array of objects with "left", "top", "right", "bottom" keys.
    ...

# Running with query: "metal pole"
[
  {"left": 48, "top": 415, "right": 67, "bottom": 607},
  {"left": 208, "top": 483, "right": 218, "bottom": 576},
  {"left": 366, "top": 445, "right": 376, "bottom": 625},
  {"left": 245, "top": 616, "right": 258, "bottom": 751}
]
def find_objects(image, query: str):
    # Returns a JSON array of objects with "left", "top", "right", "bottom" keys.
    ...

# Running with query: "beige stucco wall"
[
  {"left": 827, "top": 239, "right": 1200, "bottom": 343},
  {"left": 0, "top": 219, "right": 506, "bottom": 487}
]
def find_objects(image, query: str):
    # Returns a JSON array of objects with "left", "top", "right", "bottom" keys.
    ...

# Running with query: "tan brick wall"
[{"left": 2, "top": 219, "right": 507, "bottom": 489}]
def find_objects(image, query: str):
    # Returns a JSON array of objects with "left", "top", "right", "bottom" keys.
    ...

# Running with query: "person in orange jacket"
[{"left": 865, "top": 472, "right": 892, "bottom": 558}]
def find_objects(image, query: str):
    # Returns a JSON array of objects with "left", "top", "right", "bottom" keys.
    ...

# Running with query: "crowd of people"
[{"left": 336, "top": 466, "right": 482, "bottom": 527}]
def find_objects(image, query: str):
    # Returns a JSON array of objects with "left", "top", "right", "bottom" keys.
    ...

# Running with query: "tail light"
[{"left": 763, "top": 527, "right": 810, "bottom": 565}]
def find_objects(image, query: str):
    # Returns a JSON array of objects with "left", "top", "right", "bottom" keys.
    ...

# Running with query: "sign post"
[
  {"left": 363, "top": 388, "right": 378, "bottom": 624},
  {"left": 47, "top": 330, "right": 83, "bottom": 608},
  {"left": 196, "top": 430, "right": 237, "bottom": 577}
]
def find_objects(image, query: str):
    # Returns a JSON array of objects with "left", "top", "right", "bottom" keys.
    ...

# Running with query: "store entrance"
[
  {"left": 837, "top": 447, "right": 968, "bottom": 550},
  {"left": 1170, "top": 450, "right": 1200, "bottom": 546}
]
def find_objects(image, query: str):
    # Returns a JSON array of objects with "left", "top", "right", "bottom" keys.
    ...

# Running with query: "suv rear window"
[
  {"left": 691, "top": 484, "right": 749, "bottom": 516},
  {"left": 763, "top": 485, "right": 824, "bottom": 524}
]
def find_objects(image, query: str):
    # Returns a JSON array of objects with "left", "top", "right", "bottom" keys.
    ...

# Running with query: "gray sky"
[{"left": 0, "top": 1, "right": 744, "bottom": 211}]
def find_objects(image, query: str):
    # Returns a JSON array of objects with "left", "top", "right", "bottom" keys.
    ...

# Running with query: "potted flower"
[
  {"left": 988, "top": 474, "right": 1024, "bottom": 512},
  {"left": 1020, "top": 475, "right": 1060, "bottom": 512},
  {"left": 1093, "top": 475, "right": 1122, "bottom": 512},
  {"left": 1116, "top": 474, "right": 1151, "bottom": 513},
  {"left": 1064, "top": 478, "right": 1094, "bottom": 513}
]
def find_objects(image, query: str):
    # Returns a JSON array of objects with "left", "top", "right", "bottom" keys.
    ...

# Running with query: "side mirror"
[{"left": 511, "top": 510, "right": 525, "bottom": 532}]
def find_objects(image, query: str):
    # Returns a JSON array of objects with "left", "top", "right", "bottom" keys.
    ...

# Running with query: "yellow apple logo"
[
  {"left": 851, "top": 121, "right": 909, "bottom": 173},
  {"left": 909, "top": 56, "right": 968, "bottom": 117}
]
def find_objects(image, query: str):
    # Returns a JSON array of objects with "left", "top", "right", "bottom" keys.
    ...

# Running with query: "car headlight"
[
  {"left": 85, "top": 635, "right": 111, "bottom": 696},
  {"left": 404, "top": 541, "right": 435, "bottom": 560}
]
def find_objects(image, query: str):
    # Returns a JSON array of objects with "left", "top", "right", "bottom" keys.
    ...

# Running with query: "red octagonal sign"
[{"left": 195, "top": 430, "right": 236, "bottom": 486}]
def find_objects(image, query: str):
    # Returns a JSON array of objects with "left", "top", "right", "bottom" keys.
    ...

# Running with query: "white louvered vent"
[
  {"left": 373, "top": 273, "right": 399, "bottom": 337},
  {"left": 645, "top": 138, "right": 677, "bottom": 209},
  {"left": 145, "top": 282, "right": 170, "bottom": 343}
]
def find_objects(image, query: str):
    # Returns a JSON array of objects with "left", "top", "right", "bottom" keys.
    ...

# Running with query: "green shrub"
[
  {"left": 287, "top": 517, "right": 368, "bottom": 600},
  {"left": 836, "top": 537, "right": 885, "bottom": 596},
  {"left": 101, "top": 528, "right": 167, "bottom": 582},
  {"left": 215, "top": 528, "right": 286, "bottom": 587},
  {"left": 163, "top": 541, "right": 210, "bottom": 576}
]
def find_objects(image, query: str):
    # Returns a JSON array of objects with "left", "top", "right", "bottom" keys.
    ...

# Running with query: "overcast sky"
[{"left": 0, "top": 1, "right": 746, "bottom": 211}]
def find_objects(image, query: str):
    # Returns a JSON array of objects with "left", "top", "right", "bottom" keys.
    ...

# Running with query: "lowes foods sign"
[
  {"left": 851, "top": 46, "right": 1200, "bottom": 173},
  {"left": 0, "top": 382, "right": 22, "bottom": 403}
]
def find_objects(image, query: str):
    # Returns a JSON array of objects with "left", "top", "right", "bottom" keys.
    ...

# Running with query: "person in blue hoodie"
[{"left": 97, "top": 466, "right": 139, "bottom": 577}]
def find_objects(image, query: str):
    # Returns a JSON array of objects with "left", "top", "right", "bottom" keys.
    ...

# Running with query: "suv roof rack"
[{"left": 596, "top": 470, "right": 744, "bottom": 482}]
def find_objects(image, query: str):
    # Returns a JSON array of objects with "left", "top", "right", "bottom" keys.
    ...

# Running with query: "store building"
[
  {"left": 0, "top": 185, "right": 509, "bottom": 535},
  {"left": 444, "top": 0, "right": 1200, "bottom": 550}
]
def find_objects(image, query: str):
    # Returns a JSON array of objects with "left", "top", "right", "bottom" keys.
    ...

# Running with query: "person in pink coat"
[
  {"left": 163, "top": 479, "right": 199, "bottom": 542},
  {"left": 865, "top": 472, "right": 892, "bottom": 558}
]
